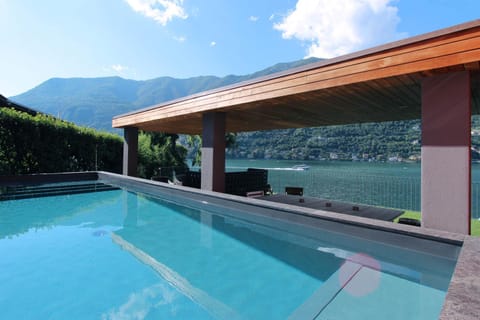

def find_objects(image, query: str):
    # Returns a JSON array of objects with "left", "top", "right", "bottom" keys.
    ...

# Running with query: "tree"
[
  {"left": 186, "top": 134, "right": 202, "bottom": 167},
  {"left": 137, "top": 131, "right": 188, "bottom": 179},
  {"left": 186, "top": 133, "right": 237, "bottom": 166}
]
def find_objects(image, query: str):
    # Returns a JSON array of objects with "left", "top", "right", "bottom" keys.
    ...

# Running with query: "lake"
[{"left": 225, "top": 159, "right": 480, "bottom": 219}]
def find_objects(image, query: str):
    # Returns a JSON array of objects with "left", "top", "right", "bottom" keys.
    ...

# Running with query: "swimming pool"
[{"left": 0, "top": 172, "right": 470, "bottom": 319}]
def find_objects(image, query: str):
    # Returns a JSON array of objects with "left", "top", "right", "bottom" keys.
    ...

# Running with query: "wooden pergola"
[{"left": 113, "top": 20, "right": 480, "bottom": 234}]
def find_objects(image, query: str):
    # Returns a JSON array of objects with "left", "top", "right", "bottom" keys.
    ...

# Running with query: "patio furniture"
[
  {"left": 398, "top": 218, "right": 421, "bottom": 226},
  {"left": 181, "top": 168, "right": 270, "bottom": 197},
  {"left": 246, "top": 190, "right": 265, "bottom": 198},
  {"left": 285, "top": 186, "right": 304, "bottom": 196},
  {"left": 151, "top": 176, "right": 169, "bottom": 183}
]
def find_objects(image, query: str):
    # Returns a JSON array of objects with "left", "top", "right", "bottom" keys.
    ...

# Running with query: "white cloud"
[
  {"left": 274, "top": 0, "right": 407, "bottom": 58},
  {"left": 210, "top": 41, "right": 216, "bottom": 47},
  {"left": 103, "top": 283, "right": 179, "bottom": 320},
  {"left": 173, "top": 35, "right": 186, "bottom": 43},
  {"left": 125, "top": 0, "right": 188, "bottom": 26},
  {"left": 249, "top": 16, "right": 259, "bottom": 22},
  {"left": 111, "top": 64, "right": 128, "bottom": 72},
  {"left": 269, "top": 14, "right": 275, "bottom": 21}
]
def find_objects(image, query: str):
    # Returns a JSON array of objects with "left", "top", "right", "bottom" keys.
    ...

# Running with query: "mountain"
[
  {"left": 10, "top": 57, "right": 321, "bottom": 132},
  {"left": 9, "top": 58, "right": 480, "bottom": 161}
]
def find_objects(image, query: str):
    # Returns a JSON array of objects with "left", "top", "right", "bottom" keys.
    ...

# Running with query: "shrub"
[{"left": 0, "top": 108, "right": 122, "bottom": 174}]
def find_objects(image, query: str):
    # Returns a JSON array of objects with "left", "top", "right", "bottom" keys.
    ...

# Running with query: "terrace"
[
  {"left": 114, "top": 19, "right": 480, "bottom": 236},
  {"left": 111, "top": 20, "right": 480, "bottom": 318}
]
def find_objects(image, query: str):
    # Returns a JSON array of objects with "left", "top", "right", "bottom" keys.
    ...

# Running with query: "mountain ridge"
[{"left": 11, "top": 57, "right": 321, "bottom": 130}]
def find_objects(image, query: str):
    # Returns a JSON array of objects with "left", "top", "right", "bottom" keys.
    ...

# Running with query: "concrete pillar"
[
  {"left": 421, "top": 71, "right": 471, "bottom": 234},
  {"left": 123, "top": 127, "right": 138, "bottom": 176},
  {"left": 201, "top": 112, "right": 226, "bottom": 192}
]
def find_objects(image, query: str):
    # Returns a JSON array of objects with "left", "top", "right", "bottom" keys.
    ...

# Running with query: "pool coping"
[{"left": 1, "top": 171, "right": 479, "bottom": 319}]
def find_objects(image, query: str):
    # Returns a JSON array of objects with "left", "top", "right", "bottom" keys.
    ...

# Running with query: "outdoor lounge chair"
[{"left": 151, "top": 176, "right": 169, "bottom": 183}]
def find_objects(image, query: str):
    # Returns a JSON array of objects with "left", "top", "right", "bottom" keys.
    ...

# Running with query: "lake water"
[{"left": 225, "top": 159, "right": 480, "bottom": 219}]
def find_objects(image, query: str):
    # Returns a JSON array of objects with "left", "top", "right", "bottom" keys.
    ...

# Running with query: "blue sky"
[{"left": 1, "top": 0, "right": 478, "bottom": 97}]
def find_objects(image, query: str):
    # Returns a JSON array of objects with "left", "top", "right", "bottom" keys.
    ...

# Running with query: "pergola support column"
[
  {"left": 123, "top": 127, "right": 138, "bottom": 176},
  {"left": 201, "top": 112, "right": 225, "bottom": 192},
  {"left": 421, "top": 71, "right": 471, "bottom": 234}
]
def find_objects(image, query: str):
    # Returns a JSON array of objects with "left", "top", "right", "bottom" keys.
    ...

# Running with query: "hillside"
[
  {"left": 228, "top": 121, "right": 422, "bottom": 161},
  {"left": 9, "top": 58, "right": 480, "bottom": 162}
]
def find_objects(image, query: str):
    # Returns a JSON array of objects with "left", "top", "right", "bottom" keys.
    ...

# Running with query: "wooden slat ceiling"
[{"left": 113, "top": 20, "right": 480, "bottom": 135}]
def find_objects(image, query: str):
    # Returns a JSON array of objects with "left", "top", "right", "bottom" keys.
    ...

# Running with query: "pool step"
[
  {"left": 4, "top": 182, "right": 116, "bottom": 194},
  {"left": 0, "top": 182, "right": 120, "bottom": 201}
]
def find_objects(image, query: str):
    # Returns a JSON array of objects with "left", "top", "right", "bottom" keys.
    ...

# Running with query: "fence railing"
[
  {"left": 268, "top": 169, "right": 419, "bottom": 209},
  {"left": 160, "top": 166, "right": 480, "bottom": 219},
  {"left": 472, "top": 182, "right": 480, "bottom": 220},
  {"left": 268, "top": 169, "right": 480, "bottom": 219}
]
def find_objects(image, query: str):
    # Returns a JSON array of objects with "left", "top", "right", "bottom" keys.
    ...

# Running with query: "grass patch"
[
  {"left": 394, "top": 210, "right": 480, "bottom": 236},
  {"left": 472, "top": 219, "right": 480, "bottom": 236},
  {"left": 394, "top": 210, "right": 421, "bottom": 222}
]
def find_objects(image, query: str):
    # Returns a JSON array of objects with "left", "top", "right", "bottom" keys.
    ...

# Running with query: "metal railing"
[
  {"left": 472, "top": 182, "right": 480, "bottom": 220},
  {"left": 161, "top": 166, "right": 480, "bottom": 219},
  {"left": 268, "top": 169, "right": 420, "bottom": 209},
  {"left": 268, "top": 169, "right": 480, "bottom": 219}
]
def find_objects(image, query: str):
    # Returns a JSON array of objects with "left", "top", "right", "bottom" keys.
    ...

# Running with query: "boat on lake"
[{"left": 292, "top": 164, "right": 310, "bottom": 171}]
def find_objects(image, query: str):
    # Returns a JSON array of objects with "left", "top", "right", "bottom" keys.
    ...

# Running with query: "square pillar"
[
  {"left": 123, "top": 127, "right": 138, "bottom": 176},
  {"left": 201, "top": 112, "right": 225, "bottom": 192},
  {"left": 421, "top": 71, "right": 471, "bottom": 234}
]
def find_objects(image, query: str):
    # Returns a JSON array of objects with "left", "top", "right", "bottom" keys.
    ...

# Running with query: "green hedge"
[{"left": 0, "top": 108, "right": 122, "bottom": 174}]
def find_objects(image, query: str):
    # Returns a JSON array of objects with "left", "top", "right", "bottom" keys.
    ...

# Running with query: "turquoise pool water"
[{"left": 0, "top": 184, "right": 458, "bottom": 319}]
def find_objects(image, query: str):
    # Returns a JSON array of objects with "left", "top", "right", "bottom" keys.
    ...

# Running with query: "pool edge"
[{"left": 439, "top": 236, "right": 480, "bottom": 320}]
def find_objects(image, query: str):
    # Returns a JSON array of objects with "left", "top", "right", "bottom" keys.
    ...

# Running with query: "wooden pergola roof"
[{"left": 113, "top": 20, "right": 480, "bottom": 135}]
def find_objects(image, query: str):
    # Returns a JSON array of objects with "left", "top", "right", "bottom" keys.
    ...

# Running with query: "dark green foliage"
[
  {"left": 186, "top": 133, "right": 237, "bottom": 167},
  {"left": 230, "top": 118, "right": 480, "bottom": 161},
  {"left": 229, "top": 121, "right": 423, "bottom": 161},
  {"left": 225, "top": 132, "right": 237, "bottom": 149},
  {"left": 137, "top": 131, "right": 188, "bottom": 179},
  {"left": 185, "top": 135, "right": 202, "bottom": 167},
  {"left": 0, "top": 108, "right": 122, "bottom": 174}
]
